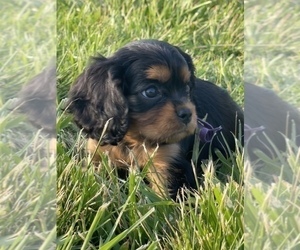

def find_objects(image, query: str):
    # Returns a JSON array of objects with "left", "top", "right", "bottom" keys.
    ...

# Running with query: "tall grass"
[
  {"left": 244, "top": 0, "right": 300, "bottom": 249},
  {"left": 57, "top": 0, "right": 244, "bottom": 249},
  {"left": 3, "top": 0, "right": 298, "bottom": 249},
  {"left": 0, "top": 0, "right": 56, "bottom": 249}
]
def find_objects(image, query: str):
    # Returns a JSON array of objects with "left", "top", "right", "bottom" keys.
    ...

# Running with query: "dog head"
[{"left": 67, "top": 39, "right": 197, "bottom": 145}]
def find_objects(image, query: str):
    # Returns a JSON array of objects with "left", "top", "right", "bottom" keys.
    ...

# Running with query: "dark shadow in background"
[
  {"left": 15, "top": 60, "right": 56, "bottom": 139},
  {"left": 245, "top": 0, "right": 300, "bottom": 248},
  {"left": 0, "top": 0, "right": 56, "bottom": 248},
  {"left": 245, "top": 82, "right": 300, "bottom": 181}
]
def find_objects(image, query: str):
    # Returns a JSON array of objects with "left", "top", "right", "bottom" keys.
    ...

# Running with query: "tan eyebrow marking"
[
  {"left": 145, "top": 65, "right": 171, "bottom": 83},
  {"left": 180, "top": 66, "right": 191, "bottom": 83}
]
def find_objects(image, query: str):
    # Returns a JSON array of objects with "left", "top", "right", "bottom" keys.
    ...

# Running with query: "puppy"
[{"left": 67, "top": 40, "right": 243, "bottom": 198}]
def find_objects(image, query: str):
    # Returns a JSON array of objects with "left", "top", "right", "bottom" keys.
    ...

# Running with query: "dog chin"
[
  {"left": 161, "top": 120, "right": 197, "bottom": 144},
  {"left": 158, "top": 129, "right": 195, "bottom": 144}
]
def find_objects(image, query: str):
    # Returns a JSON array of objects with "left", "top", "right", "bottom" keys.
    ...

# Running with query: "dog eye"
[{"left": 142, "top": 86, "right": 159, "bottom": 98}]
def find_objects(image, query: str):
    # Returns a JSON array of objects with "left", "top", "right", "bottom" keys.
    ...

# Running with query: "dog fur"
[
  {"left": 16, "top": 61, "right": 56, "bottom": 137},
  {"left": 67, "top": 40, "right": 243, "bottom": 198},
  {"left": 245, "top": 83, "right": 300, "bottom": 162}
]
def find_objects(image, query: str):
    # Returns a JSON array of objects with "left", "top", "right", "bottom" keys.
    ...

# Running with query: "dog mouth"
[
  {"left": 128, "top": 102, "right": 198, "bottom": 144},
  {"left": 163, "top": 130, "right": 193, "bottom": 143},
  {"left": 161, "top": 118, "right": 223, "bottom": 144},
  {"left": 159, "top": 120, "right": 197, "bottom": 143},
  {"left": 127, "top": 118, "right": 197, "bottom": 145}
]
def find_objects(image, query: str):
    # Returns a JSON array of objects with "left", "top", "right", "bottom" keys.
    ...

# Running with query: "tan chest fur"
[{"left": 87, "top": 137, "right": 181, "bottom": 196}]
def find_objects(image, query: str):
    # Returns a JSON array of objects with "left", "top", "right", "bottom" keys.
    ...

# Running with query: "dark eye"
[{"left": 142, "top": 86, "right": 159, "bottom": 98}]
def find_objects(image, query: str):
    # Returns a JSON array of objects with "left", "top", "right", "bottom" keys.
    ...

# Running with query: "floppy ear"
[
  {"left": 67, "top": 56, "right": 128, "bottom": 145},
  {"left": 174, "top": 46, "right": 196, "bottom": 80}
]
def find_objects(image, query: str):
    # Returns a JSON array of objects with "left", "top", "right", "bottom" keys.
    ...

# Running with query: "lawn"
[
  {"left": 0, "top": 0, "right": 56, "bottom": 249},
  {"left": 244, "top": 1, "right": 300, "bottom": 248},
  {"left": 0, "top": 0, "right": 299, "bottom": 249},
  {"left": 57, "top": 0, "right": 244, "bottom": 249}
]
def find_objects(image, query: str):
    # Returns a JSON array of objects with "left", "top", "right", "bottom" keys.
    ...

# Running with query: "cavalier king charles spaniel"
[{"left": 67, "top": 39, "right": 243, "bottom": 198}]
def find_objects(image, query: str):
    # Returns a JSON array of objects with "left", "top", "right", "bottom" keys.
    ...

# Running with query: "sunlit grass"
[
  {"left": 0, "top": 0, "right": 55, "bottom": 248},
  {"left": 244, "top": 1, "right": 300, "bottom": 249},
  {"left": 57, "top": 0, "right": 244, "bottom": 249}
]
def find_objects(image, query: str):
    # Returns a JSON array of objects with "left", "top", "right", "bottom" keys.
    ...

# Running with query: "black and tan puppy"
[{"left": 67, "top": 40, "right": 243, "bottom": 198}]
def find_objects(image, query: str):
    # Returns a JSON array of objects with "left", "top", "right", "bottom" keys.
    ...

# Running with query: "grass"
[
  {"left": 244, "top": 0, "right": 300, "bottom": 249},
  {"left": 244, "top": 0, "right": 300, "bottom": 104},
  {"left": 0, "top": 0, "right": 56, "bottom": 249},
  {"left": 57, "top": 0, "right": 244, "bottom": 103},
  {"left": 57, "top": 0, "right": 244, "bottom": 249},
  {"left": 1, "top": 0, "right": 299, "bottom": 249}
]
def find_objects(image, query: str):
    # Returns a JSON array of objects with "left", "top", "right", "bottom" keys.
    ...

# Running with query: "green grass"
[
  {"left": 57, "top": 0, "right": 244, "bottom": 249},
  {"left": 245, "top": 0, "right": 300, "bottom": 104},
  {"left": 57, "top": 0, "right": 244, "bottom": 103},
  {"left": 0, "top": 0, "right": 56, "bottom": 249},
  {"left": 0, "top": 0, "right": 55, "bottom": 102},
  {"left": 1, "top": 0, "right": 299, "bottom": 249},
  {"left": 244, "top": 0, "right": 300, "bottom": 249}
]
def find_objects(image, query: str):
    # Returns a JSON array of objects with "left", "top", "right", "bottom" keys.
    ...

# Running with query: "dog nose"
[{"left": 176, "top": 107, "right": 192, "bottom": 124}]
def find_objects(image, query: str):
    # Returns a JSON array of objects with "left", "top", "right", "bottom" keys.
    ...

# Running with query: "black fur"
[
  {"left": 16, "top": 61, "right": 56, "bottom": 137},
  {"left": 181, "top": 79, "right": 243, "bottom": 164},
  {"left": 245, "top": 83, "right": 300, "bottom": 161},
  {"left": 67, "top": 40, "right": 199, "bottom": 145},
  {"left": 67, "top": 39, "right": 243, "bottom": 196},
  {"left": 67, "top": 56, "right": 128, "bottom": 145}
]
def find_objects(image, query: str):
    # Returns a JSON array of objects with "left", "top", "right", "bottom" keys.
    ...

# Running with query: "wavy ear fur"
[
  {"left": 174, "top": 46, "right": 196, "bottom": 80},
  {"left": 67, "top": 56, "right": 128, "bottom": 145}
]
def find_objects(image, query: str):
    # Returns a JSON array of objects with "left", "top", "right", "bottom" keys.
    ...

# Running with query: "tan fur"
[
  {"left": 147, "top": 144, "right": 181, "bottom": 195},
  {"left": 87, "top": 138, "right": 101, "bottom": 163},
  {"left": 86, "top": 98, "right": 197, "bottom": 197},
  {"left": 87, "top": 137, "right": 181, "bottom": 197},
  {"left": 180, "top": 66, "right": 191, "bottom": 83},
  {"left": 130, "top": 101, "right": 197, "bottom": 143},
  {"left": 145, "top": 65, "right": 171, "bottom": 83}
]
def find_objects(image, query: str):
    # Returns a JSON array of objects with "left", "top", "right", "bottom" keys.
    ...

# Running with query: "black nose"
[{"left": 176, "top": 107, "right": 192, "bottom": 124}]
